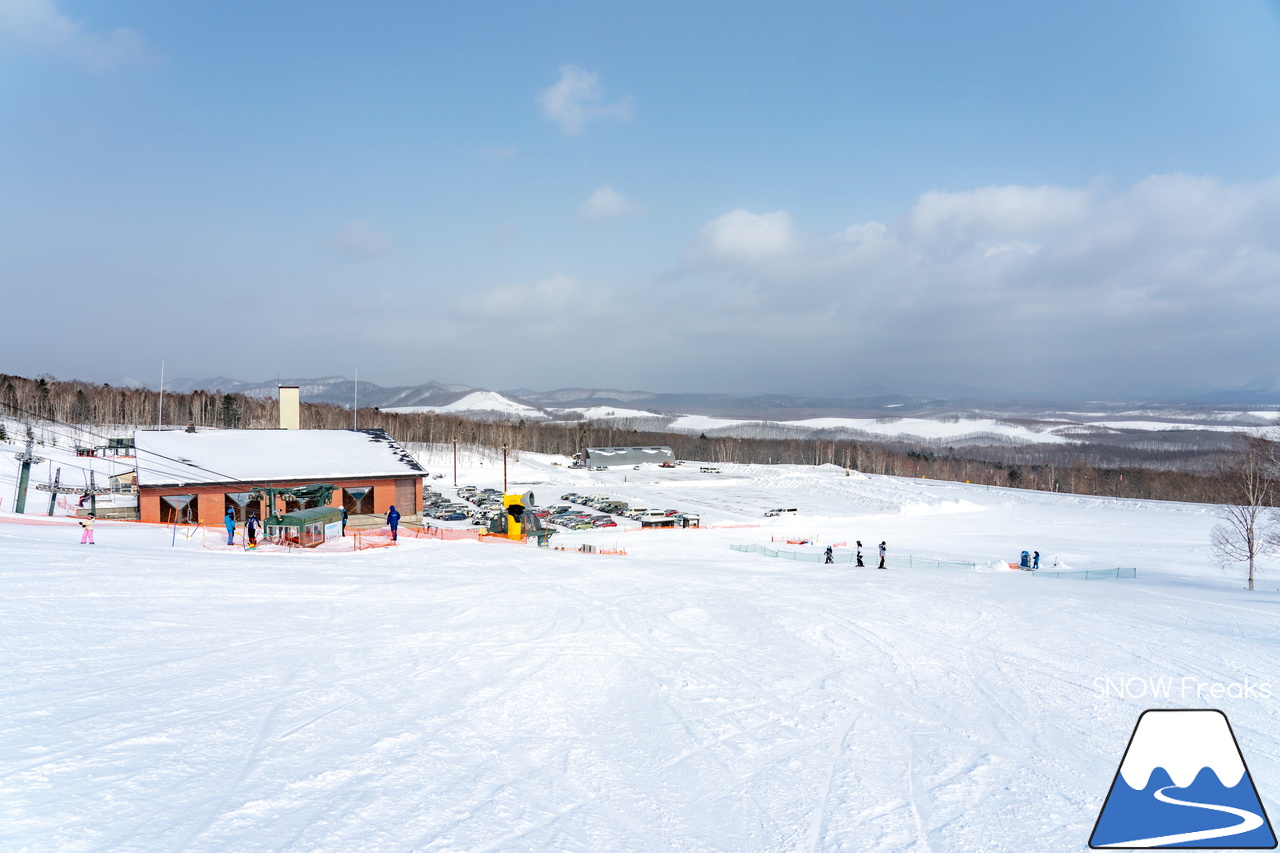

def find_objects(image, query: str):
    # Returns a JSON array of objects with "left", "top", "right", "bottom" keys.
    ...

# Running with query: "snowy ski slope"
[{"left": 2, "top": 448, "right": 1278, "bottom": 852}]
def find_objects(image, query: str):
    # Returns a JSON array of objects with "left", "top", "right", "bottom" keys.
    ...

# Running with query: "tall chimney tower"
[{"left": 279, "top": 386, "right": 300, "bottom": 430}]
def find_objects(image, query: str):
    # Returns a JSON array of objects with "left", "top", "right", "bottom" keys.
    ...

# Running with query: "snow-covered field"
[{"left": 3, "top": 449, "right": 1279, "bottom": 852}]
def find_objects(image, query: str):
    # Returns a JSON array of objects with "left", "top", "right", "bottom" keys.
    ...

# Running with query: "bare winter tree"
[{"left": 1210, "top": 434, "right": 1277, "bottom": 591}]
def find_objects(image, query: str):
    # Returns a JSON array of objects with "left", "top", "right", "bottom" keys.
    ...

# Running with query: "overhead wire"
[{"left": 0, "top": 401, "right": 249, "bottom": 485}]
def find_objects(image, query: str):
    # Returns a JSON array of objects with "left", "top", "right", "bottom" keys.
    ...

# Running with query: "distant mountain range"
[
  {"left": 143, "top": 374, "right": 1280, "bottom": 419},
  {"left": 107, "top": 373, "right": 1280, "bottom": 450}
]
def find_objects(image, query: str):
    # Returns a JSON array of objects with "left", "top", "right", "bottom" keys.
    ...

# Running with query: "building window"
[
  {"left": 160, "top": 494, "right": 197, "bottom": 524},
  {"left": 343, "top": 487, "right": 374, "bottom": 515},
  {"left": 225, "top": 492, "right": 260, "bottom": 522}
]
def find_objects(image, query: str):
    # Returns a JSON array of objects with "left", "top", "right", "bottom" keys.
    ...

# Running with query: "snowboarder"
[
  {"left": 824, "top": 545, "right": 834, "bottom": 564},
  {"left": 79, "top": 514, "right": 95, "bottom": 544},
  {"left": 387, "top": 505, "right": 401, "bottom": 542},
  {"left": 341, "top": 505, "right": 348, "bottom": 536},
  {"left": 246, "top": 512, "right": 259, "bottom": 549},
  {"left": 224, "top": 508, "right": 236, "bottom": 546},
  {"left": 856, "top": 541, "right": 864, "bottom": 567},
  {"left": 878, "top": 541, "right": 887, "bottom": 569},
  {"left": 1033, "top": 550, "right": 1040, "bottom": 570}
]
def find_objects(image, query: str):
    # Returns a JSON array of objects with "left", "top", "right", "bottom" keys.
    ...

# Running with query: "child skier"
[
  {"left": 246, "top": 512, "right": 258, "bottom": 549},
  {"left": 824, "top": 545, "right": 834, "bottom": 564},
  {"left": 856, "top": 541, "right": 864, "bottom": 567},
  {"left": 79, "top": 514, "right": 95, "bottom": 544},
  {"left": 878, "top": 541, "right": 887, "bottom": 569}
]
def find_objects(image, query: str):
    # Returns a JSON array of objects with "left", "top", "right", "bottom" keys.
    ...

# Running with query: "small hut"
[{"left": 265, "top": 507, "right": 343, "bottom": 548}]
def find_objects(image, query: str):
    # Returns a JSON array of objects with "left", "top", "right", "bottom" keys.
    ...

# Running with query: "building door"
[{"left": 395, "top": 479, "right": 416, "bottom": 514}]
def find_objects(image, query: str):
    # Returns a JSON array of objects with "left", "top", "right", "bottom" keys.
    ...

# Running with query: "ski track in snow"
[{"left": 1, "top": 453, "right": 1279, "bottom": 852}]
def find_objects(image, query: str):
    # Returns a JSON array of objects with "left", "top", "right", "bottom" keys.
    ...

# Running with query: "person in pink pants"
[{"left": 79, "top": 514, "right": 95, "bottom": 544}]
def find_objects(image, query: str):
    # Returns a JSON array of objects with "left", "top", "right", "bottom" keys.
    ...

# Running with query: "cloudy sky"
[{"left": 3, "top": 1, "right": 1280, "bottom": 399}]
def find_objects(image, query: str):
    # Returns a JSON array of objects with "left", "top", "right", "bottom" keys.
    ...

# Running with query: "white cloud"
[
  {"left": 665, "top": 175, "right": 1280, "bottom": 395},
  {"left": 908, "top": 184, "right": 1092, "bottom": 242},
  {"left": 577, "top": 186, "right": 641, "bottom": 222},
  {"left": 0, "top": 0, "right": 153, "bottom": 70},
  {"left": 537, "top": 65, "right": 634, "bottom": 136},
  {"left": 689, "top": 209, "right": 798, "bottom": 266},
  {"left": 464, "top": 274, "right": 593, "bottom": 321},
  {"left": 326, "top": 221, "right": 392, "bottom": 260}
]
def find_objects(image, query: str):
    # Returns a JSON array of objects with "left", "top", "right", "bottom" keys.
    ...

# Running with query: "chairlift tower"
[
  {"left": 13, "top": 434, "right": 44, "bottom": 514},
  {"left": 33, "top": 467, "right": 110, "bottom": 516}
]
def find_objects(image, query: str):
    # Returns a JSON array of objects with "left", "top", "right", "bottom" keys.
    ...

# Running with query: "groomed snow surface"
[{"left": 4, "top": 450, "right": 1280, "bottom": 852}]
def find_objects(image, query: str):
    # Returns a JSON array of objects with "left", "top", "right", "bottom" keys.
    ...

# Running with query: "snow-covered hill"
[{"left": 2, "top": 441, "right": 1278, "bottom": 851}]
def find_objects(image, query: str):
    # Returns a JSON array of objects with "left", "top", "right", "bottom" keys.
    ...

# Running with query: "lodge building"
[{"left": 132, "top": 427, "right": 424, "bottom": 524}]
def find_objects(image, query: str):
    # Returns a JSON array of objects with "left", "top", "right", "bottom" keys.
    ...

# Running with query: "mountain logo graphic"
[{"left": 1090, "top": 709, "right": 1277, "bottom": 849}]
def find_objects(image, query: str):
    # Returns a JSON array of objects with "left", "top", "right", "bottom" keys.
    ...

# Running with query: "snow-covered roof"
[
  {"left": 133, "top": 429, "right": 424, "bottom": 487},
  {"left": 581, "top": 446, "right": 675, "bottom": 466}
]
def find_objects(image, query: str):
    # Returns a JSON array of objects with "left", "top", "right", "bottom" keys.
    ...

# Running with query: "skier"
[
  {"left": 246, "top": 512, "right": 259, "bottom": 549},
  {"left": 79, "top": 513, "right": 95, "bottom": 544},
  {"left": 387, "top": 505, "right": 401, "bottom": 542},
  {"left": 824, "top": 545, "right": 834, "bottom": 564},
  {"left": 878, "top": 541, "right": 887, "bottom": 569},
  {"left": 341, "top": 505, "right": 348, "bottom": 537},
  {"left": 224, "top": 508, "right": 236, "bottom": 546},
  {"left": 856, "top": 541, "right": 864, "bottom": 567},
  {"left": 1033, "top": 550, "right": 1040, "bottom": 570}
]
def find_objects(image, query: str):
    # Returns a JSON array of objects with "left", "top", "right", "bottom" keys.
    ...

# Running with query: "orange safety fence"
[
  {"left": 551, "top": 543, "right": 627, "bottom": 555},
  {"left": 623, "top": 521, "right": 762, "bottom": 532},
  {"left": 400, "top": 524, "right": 483, "bottom": 542},
  {"left": 0, "top": 513, "right": 84, "bottom": 526}
]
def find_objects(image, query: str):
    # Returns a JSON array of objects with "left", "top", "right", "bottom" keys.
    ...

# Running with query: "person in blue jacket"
[
  {"left": 1033, "top": 550, "right": 1040, "bottom": 570},
  {"left": 224, "top": 508, "right": 236, "bottom": 545},
  {"left": 387, "top": 505, "right": 401, "bottom": 541}
]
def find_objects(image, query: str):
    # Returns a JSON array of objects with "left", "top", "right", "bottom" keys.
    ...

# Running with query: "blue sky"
[{"left": 3, "top": 1, "right": 1280, "bottom": 399}]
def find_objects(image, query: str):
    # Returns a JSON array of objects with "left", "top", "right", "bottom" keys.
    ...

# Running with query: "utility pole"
[
  {"left": 13, "top": 433, "right": 43, "bottom": 514},
  {"left": 353, "top": 368, "right": 358, "bottom": 430},
  {"left": 47, "top": 467, "right": 61, "bottom": 516},
  {"left": 89, "top": 470, "right": 98, "bottom": 516},
  {"left": 452, "top": 437, "right": 458, "bottom": 488},
  {"left": 502, "top": 444, "right": 508, "bottom": 494},
  {"left": 158, "top": 360, "right": 165, "bottom": 428}
]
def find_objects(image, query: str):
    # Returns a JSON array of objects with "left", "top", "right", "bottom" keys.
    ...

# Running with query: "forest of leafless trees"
[{"left": 0, "top": 372, "right": 1269, "bottom": 507}]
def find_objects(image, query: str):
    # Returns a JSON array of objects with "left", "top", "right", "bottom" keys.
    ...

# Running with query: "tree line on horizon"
[{"left": 0, "top": 372, "right": 1264, "bottom": 508}]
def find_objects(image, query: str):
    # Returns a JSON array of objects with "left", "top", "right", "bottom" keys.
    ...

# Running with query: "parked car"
[{"left": 439, "top": 512, "right": 468, "bottom": 521}]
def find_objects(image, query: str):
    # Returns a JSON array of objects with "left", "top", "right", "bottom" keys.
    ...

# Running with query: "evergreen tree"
[{"left": 220, "top": 393, "right": 242, "bottom": 429}]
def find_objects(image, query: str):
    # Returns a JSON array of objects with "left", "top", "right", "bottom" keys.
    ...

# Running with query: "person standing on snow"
[
  {"left": 878, "top": 541, "right": 887, "bottom": 569},
  {"left": 224, "top": 508, "right": 236, "bottom": 546},
  {"left": 79, "top": 514, "right": 95, "bottom": 544},
  {"left": 824, "top": 545, "right": 834, "bottom": 564},
  {"left": 387, "top": 505, "right": 401, "bottom": 541},
  {"left": 1033, "top": 550, "right": 1040, "bottom": 570},
  {"left": 246, "top": 512, "right": 259, "bottom": 549},
  {"left": 856, "top": 541, "right": 864, "bottom": 567},
  {"left": 341, "top": 505, "right": 348, "bottom": 536}
]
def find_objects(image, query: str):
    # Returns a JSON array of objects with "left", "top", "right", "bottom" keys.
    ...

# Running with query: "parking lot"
[{"left": 420, "top": 468, "right": 701, "bottom": 534}]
